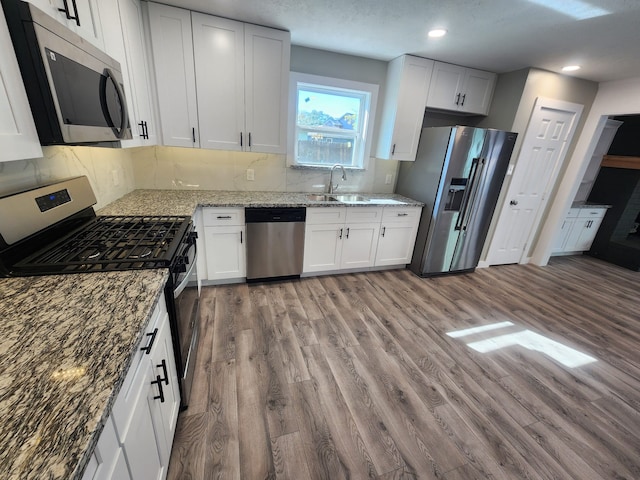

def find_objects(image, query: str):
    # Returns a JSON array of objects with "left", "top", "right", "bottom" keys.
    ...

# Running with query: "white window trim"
[{"left": 287, "top": 72, "right": 378, "bottom": 170}]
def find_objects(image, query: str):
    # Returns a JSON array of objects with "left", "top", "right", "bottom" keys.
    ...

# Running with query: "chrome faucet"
[{"left": 328, "top": 164, "right": 347, "bottom": 194}]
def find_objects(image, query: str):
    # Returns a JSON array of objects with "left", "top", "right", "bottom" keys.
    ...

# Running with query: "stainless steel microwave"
[{"left": 2, "top": 0, "right": 132, "bottom": 145}]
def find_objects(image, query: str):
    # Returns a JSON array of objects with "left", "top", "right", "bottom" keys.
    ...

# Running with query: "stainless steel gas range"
[{"left": 0, "top": 176, "right": 200, "bottom": 409}]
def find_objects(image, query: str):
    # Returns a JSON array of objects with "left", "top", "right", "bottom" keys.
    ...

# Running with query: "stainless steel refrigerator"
[{"left": 396, "top": 126, "right": 517, "bottom": 276}]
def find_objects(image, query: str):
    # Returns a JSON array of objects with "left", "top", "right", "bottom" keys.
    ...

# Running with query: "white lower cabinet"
[
  {"left": 202, "top": 208, "right": 246, "bottom": 282},
  {"left": 84, "top": 293, "right": 179, "bottom": 480},
  {"left": 303, "top": 205, "right": 422, "bottom": 274},
  {"left": 375, "top": 207, "right": 421, "bottom": 266},
  {"left": 303, "top": 207, "right": 382, "bottom": 273},
  {"left": 553, "top": 207, "right": 607, "bottom": 254}
]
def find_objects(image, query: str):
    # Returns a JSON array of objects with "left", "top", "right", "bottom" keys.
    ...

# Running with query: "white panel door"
[
  {"left": 459, "top": 68, "right": 496, "bottom": 115},
  {"left": 303, "top": 223, "right": 343, "bottom": 273},
  {"left": 340, "top": 222, "right": 380, "bottom": 269},
  {"left": 426, "top": 62, "right": 465, "bottom": 111},
  {"left": 118, "top": 0, "right": 156, "bottom": 145},
  {"left": 487, "top": 98, "right": 583, "bottom": 265},
  {"left": 375, "top": 224, "right": 418, "bottom": 266},
  {"left": 192, "top": 13, "right": 245, "bottom": 151},
  {"left": 148, "top": 3, "right": 198, "bottom": 147},
  {"left": 0, "top": 5, "right": 43, "bottom": 162},
  {"left": 204, "top": 226, "right": 246, "bottom": 280},
  {"left": 244, "top": 24, "right": 290, "bottom": 154}
]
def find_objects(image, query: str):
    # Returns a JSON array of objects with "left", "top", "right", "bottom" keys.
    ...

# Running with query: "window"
[{"left": 289, "top": 73, "right": 378, "bottom": 169}]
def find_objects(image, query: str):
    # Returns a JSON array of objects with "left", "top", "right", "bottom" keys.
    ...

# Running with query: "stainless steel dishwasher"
[{"left": 245, "top": 207, "right": 306, "bottom": 281}]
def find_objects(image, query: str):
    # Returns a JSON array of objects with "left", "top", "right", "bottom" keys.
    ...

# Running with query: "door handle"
[
  {"left": 510, "top": 200, "right": 519, "bottom": 206},
  {"left": 151, "top": 375, "right": 165, "bottom": 403},
  {"left": 59, "top": 0, "right": 80, "bottom": 26}
]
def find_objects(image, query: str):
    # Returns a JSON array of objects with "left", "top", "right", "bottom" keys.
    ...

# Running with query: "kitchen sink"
[
  {"left": 331, "top": 194, "right": 368, "bottom": 202},
  {"left": 307, "top": 194, "right": 338, "bottom": 201}
]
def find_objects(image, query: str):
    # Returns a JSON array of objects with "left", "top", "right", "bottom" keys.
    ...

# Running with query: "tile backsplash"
[
  {"left": 1, "top": 145, "right": 398, "bottom": 209},
  {"left": 0, "top": 146, "right": 135, "bottom": 210},
  {"left": 131, "top": 146, "right": 399, "bottom": 194}
]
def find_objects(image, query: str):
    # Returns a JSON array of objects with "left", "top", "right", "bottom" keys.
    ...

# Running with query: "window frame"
[{"left": 287, "top": 72, "right": 378, "bottom": 170}]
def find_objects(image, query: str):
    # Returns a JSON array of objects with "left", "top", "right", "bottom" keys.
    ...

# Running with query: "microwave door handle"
[{"left": 104, "top": 68, "right": 129, "bottom": 139}]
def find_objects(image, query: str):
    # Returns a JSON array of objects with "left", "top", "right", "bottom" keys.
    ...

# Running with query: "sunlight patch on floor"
[{"left": 447, "top": 321, "right": 597, "bottom": 368}]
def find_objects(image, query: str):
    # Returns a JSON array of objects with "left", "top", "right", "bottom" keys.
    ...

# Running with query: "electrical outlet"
[
  {"left": 111, "top": 169, "right": 120, "bottom": 187},
  {"left": 385, "top": 174, "right": 393, "bottom": 185},
  {"left": 246, "top": 169, "right": 255, "bottom": 181}
]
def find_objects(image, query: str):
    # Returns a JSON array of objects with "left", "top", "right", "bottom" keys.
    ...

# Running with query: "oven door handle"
[{"left": 174, "top": 243, "right": 197, "bottom": 298}]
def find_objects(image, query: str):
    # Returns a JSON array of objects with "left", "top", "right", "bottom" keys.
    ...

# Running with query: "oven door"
[{"left": 172, "top": 237, "right": 200, "bottom": 409}]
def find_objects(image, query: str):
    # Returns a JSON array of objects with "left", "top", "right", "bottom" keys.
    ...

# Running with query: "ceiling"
[{"left": 159, "top": 0, "right": 640, "bottom": 83}]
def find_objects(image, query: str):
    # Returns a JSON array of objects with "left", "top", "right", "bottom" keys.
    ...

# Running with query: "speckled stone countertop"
[
  {"left": 97, "top": 190, "right": 423, "bottom": 216},
  {"left": 570, "top": 201, "right": 612, "bottom": 209},
  {"left": 0, "top": 269, "right": 168, "bottom": 480}
]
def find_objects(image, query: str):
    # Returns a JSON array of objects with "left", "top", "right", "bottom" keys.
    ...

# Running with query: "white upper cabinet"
[
  {"left": 376, "top": 55, "right": 434, "bottom": 161},
  {"left": 1, "top": 4, "right": 43, "bottom": 162},
  {"left": 99, "top": 0, "right": 157, "bottom": 147},
  {"left": 426, "top": 61, "right": 496, "bottom": 115},
  {"left": 243, "top": 23, "right": 290, "bottom": 154},
  {"left": 147, "top": 2, "right": 198, "bottom": 148},
  {"left": 27, "top": 0, "right": 104, "bottom": 48},
  {"left": 148, "top": 3, "right": 290, "bottom": 153},
  {"left": 191, "top": 13, "right": 245, "bottom": 151}
]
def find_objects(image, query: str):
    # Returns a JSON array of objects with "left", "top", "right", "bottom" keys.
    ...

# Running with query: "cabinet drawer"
[
  {"left": 345, "top": 207, "right": 383, "bottom": 224},
  {"left": 381, "top": 206, "right": 421, "bottom": 223},
  {"left": 306, "top": 207, "right": 347, "bottom": 225},
  {"left": 202, "top": 208, "right": 245, "bottom": 226},
  {"left": 111, "top": 293, "right": 166, "bottom": 441},
  {"left": 566, "top": 208, "right": 581, "bottom": 218},
  {"left": 578, "top": 208, "right": 606, "bottom": 219}
]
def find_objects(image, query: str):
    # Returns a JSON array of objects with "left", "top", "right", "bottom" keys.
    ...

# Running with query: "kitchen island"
[{"left": 0, "top": 269, "right": 168, "bottom": 480}]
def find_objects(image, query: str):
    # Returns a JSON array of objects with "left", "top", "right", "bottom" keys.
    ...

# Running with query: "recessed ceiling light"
[
  {"left": 562, "top": 65, "right": 581, "bottom": 72},
  {"left": 428, "top": 29, "right": 447, "bottom": 38}
]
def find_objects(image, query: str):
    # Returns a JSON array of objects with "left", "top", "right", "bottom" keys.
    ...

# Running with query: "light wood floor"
[{"left": 167, "top": 256, "right": 640, "bottom": 479}]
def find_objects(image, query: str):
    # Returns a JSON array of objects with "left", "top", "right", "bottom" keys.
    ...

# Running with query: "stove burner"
[
  {"left": 129, "top": 247, "right": 152, "bottom": 259},
  {"left": 10, "top": 215, "right": 192, "bottom": 274},
  {"left": 78, "top": 249, "right": 102, "bottom": 261}
]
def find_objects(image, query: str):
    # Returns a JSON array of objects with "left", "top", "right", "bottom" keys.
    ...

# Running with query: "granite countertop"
[
  {"left": 570, "top": 201, "right": 612, "bottom": 209},
  {"left": 97, "top": 190, "right": 424, "bottom": 216},
  {"left": 0, "top": 269, "right": 168, "bottom": 480}
]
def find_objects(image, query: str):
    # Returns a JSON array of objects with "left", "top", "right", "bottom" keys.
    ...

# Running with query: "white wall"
[{"left": 531, "top": 77, "right": 640, "bottom": 265}]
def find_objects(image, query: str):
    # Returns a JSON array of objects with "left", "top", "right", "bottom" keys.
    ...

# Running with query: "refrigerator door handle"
[{"left": 455, "top": 158, "right": 484, "bottom": 231}]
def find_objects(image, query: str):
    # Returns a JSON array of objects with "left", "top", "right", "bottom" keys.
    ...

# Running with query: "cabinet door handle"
[
  {"left": 217, "top": 215, "right": 232, "bottom": 219},
  {"left": 248, "top": 132, "right": 252, "bottom": 147},
  {"left": 140, "top": 328, "right": 158, "bottom": 355},
  {"left": 192, "top": 127, "right": 196, "bottom": 143},
  {"left": 240, "top": 132, "right": 243, "bottom": 147},
  {"left": 397, "top": 213, "right": 408, "bottom": 217},
  {"left": 138, "top": 121, "right": 149, "bottom": 140},
  {"left": 151, "top": 375, "right": 165, "bottom": 403},
  {"left": 157, "top": 359, "right": 169, "bottom": 385},
  {"left": 59, "top": 0, "right": 80, "bottom": 26},
  {"left": 345, "top": 227, "right": 350, "bottom": 239},
  {"left": 240, "top": 230, "right": 243, "bottom": 243},
  {"left": 460, "top": 94, "right": 466, "bottom": 106},
  {"left": 455, "top": 93, "right": 461, "bottom": 105},
  {"left": 339, "top": 228, "right": 343, "bottom": 239},
  {"left": 391, "top": 144, "right": 396, "bottom": 155},
  {"left": 382, "top": 226, "right": 386, "bottom": 237}
]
